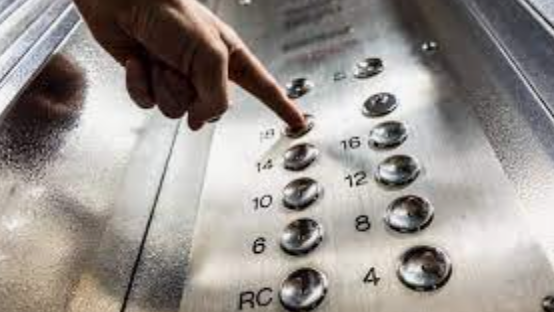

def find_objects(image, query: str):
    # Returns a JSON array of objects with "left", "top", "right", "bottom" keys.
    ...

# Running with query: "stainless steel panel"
[
  {"left": 0, "top": 0, "right": 72, "bottom": 82},
  {"left": 0, "top": 4, "right": 79, "bottom": 117},
  {"left": 0, "top": 24, "right": 179, "bottom": 312},
  {"left": 411, "top": 0, "right": 554, "bottom": 277},
  {"left": 175, "top": 1, "right": 554, "bottom": 312},
  {"left": 124, "top": 122, "right": 215, "bottom": 312},
  {"left": 0, "top": 0, "right": 51, "bottom": 55},
  {"left": 0, "top": 0, "right": 28, "bottom": 25},
  {"left": 457, "top": 0, "right": 554, "bottom": 119},
  {"left": 525, "top": 0, "right": 554, "bottom": 26}
]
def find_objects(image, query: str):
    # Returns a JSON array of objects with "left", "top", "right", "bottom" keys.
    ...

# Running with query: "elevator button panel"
[
  {"left": 178, "top": 0, "right": 554, "bottom": 311},
  {"left": 279, "top": 268, "right": 328, "bottom": 312}
]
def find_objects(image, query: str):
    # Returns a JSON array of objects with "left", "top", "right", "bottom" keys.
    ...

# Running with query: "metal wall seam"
[{"left": 0, "top": 4, "right": 80, "bottom": 118}]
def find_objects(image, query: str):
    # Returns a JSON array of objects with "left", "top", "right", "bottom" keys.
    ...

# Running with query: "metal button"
[
  {"left": 421, "top": 40, "right": 439, "bottom": 54},
  {"left": 369, "top": 121, "right": 408, "bottom": 149},
  {"left": 281, "top": 218, "right": 324, "bottom": 256},
  {"left": 543, "top": 296, "right": 554, "bottom": 312},
  {"left": 285, "top": 114, "right": 314, "bottom": 139},
  {"left": 286, "top": 78, "right": 313, "bottom": 99},
  {"left": 283, "top": 177, "right": 322, "bottom": 211},
  {"left": 385, "top": 196, "right": 433, "bottom": 233},
  {"left": 362, "top": 93, "right": 398, "bottom": 117},
  {"left": 284, "top": 143, "right": 319, "bottom": 171},
  {"left": 280, "top": 268, "right": 328, "bottom": 312},
  {"left": 354, "top": 58, "right": 384, "bottom": 79},
  {"left": 376, "top": 155, "right": 421, "bottom": 188},
  {"left": 397, "top": 246, "right": 452, "bottom": 291},
  {"left": 333, "top": 71, "right": 347, "bottom": 81}
]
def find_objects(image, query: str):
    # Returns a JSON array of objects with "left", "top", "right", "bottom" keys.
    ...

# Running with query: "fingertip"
[
  {"left": 188, "top": 117, "right": 204, "bottom": 131},
  {"left": 125, "top": 57, "right": 155, "bottom": 109},
  {"left": 285, "top": 102, "right": 307, "bottom": 129},
  {"left": 187, "top": 107, "right": 205, "bottom": 131}
]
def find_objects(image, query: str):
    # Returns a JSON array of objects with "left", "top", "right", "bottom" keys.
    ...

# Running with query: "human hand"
[{"left": 74, "top": 0, "right": 307, "bottom": 130}]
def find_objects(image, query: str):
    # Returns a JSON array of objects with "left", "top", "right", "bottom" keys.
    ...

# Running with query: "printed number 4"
[{"left": 364, "top": 267, "right": 381, "bottom": 286}]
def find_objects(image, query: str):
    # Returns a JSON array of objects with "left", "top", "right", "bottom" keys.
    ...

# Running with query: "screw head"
[{"left": 543, "top": 296, "right": 554, "bottom": 312}]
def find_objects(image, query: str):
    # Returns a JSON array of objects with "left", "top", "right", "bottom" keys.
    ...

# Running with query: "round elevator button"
[
  {"left": 284, "top": 143, "right": 319, "bottom": 171},
  {"left": 283, "top": 177, "right": 322, "bottom": 211},
  {"left": 543, "top": 296, "right": 554, "bottom": 312},
  {"left": 285, "top": 114, "right": 315, "bottom": 139},
  {"left": 354, "top": 58, "right": 384, "bottom": 79},
  {"left": 397, "top": 246, "right": 452, "bottom": 292},
  {"left": 363, "top": 93, "right": 398, "bottom": 117},
  {"left": 376, "top": 155, "right": 421, "bottom": 188},
  {"left": 385, "top": 196, "right": 433, "bottom": 233},
  {"left": 281, "top": 218, "right": 324, "bottom": 256},
  {"left": 280, "top": 268, "right": 328, "bottom": 312},
  {"left": 369, "top": 121, "right": 408, "bottom": 149},
  {"left": 286, "top": 78, "right": 314, "bottom": 99}
]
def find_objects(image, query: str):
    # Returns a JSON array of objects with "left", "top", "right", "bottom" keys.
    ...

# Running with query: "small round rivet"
[
  {"left": 354, "top": 58, "right": 384, "bottom": 79},
  {"left": 421, "top": 41, "right": 439, "bottom": 54},
  {"left": 333, "top": 71, "right": 347, "bottom": 81},
  {"left": 280, "top": 268, "right": 328, "bottom": 312},
  {"left": 398, "top": 246, "right": 452, "bottom": 292},
  {"left": 284, "top": 143, "right": 319, "bottom": 171},
  {"left": 283, "top": 177, "right": 322, "bottom": 211},
  {"left": 385, "top": 195, "right": 434, "bottom": 233},
  {"left": 280, "top": 218, "right": 324, "bottom": 256},
  {"left": 369, "top": 121, "right": 408, "bottom": 149},
  {"left": 543, "top": 296, "right": 554, "bottom": 312},
  {"left": 376, "top": 155, "right": 421, "bottom": 188},
  {"left": 286, "top": 78, "right": 314, "bottom": 99},
  {"left": 363, "top": 93, "right": 398, "bottom": 117}
]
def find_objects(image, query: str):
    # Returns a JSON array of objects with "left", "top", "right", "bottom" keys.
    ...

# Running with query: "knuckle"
[{"left": 205, "top": 43, "right": 228, "bottom": 66}]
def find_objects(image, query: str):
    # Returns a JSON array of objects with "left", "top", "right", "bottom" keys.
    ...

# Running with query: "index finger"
[{"left": 221, "top": 27, "right": 306, "bottom": 129}]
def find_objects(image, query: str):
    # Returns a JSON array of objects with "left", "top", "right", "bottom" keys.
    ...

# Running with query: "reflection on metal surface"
[
  {"left": 0, "top": 54, "right": 84, "bottom": 172},
  {"left": 279, "top": 268, "right": 328, "bottom": 312},
  {"left": 0, "top": 24, "right": 178, "bottom": 312},
  {"left": 0, "top": 3, "right": 80, "bottom": 116},
  {"left": 0, "top": 0, "right": 72, "bottom": 83}
]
